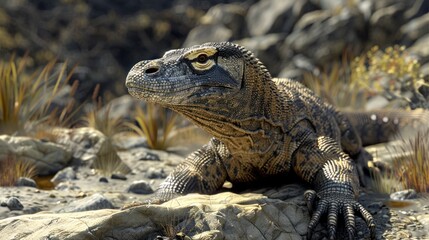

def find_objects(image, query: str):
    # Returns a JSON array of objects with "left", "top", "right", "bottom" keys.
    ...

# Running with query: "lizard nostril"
[{"left": 145, "top": 66, "right": 159, "bottom": 74}]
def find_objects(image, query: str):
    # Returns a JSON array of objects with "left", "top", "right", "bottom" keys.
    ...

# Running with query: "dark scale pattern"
[{"left": 125, "top": 42, "right": 429, "bottom": 239}]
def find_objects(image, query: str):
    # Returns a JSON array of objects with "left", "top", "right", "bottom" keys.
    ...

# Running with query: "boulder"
[
  {"left": 52, "top": 128, "right": 130, "bottom": 175},
  {"left": 0, "top": 189, "right": 317, "bottom": 240},
  {"left": 235, "top": 33, "right": 287, "bottom": 75},
  {"left": 369, "top": 0, "right": 428, "bottom": 46},
  {"left": 182, "top": 24, "right": 232, "bottom": 48},
  {"left": 200, "top": 3, "right": 249, "bottom": 39},
  {"left": 55, "top": 193, "right": 115, "bottom": 213},
  {"left": 400, "top": 13, "right": 429, "bottom": 46},
  {"left": 0, "top": 135, "right": 72, "bottom": 175},
  {"left": 246, "top": 0, "right": 316, "bottom": 37},
  {"left": 284, "top": 8, "right": 365, "bottom": 65}
]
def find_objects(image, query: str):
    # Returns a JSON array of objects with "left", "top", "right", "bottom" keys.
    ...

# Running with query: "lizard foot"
[{"left": 304, "top": 189, "right": 376, "bottom": 240}]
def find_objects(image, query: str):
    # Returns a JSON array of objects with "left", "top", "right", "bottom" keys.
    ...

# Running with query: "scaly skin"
[{"left": 125, "top": 42, "right": 425, "bottom": 239}]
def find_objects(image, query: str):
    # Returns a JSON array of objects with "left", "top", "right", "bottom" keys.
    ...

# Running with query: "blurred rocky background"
[
  {"left": 1, "top": 1, "right": 429, "bottom": 238},
  {"left": 1, "top": 0, "right": 427, "bottom": 102}
]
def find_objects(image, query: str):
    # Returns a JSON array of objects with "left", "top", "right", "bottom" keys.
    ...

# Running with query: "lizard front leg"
[
  {"left": 124, "top": 138, "right": 228, "bottom": 208},
  {"left": 292, "top": 124, "right": 375, "bottom": 239}
]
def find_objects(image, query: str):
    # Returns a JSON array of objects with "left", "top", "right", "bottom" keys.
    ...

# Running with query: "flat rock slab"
[{"left": 0, "top": 191, "right": 314, "bottom": 240}]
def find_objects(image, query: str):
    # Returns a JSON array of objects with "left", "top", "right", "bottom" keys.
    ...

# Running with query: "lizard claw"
[
  {"left": 304, "top": 190, "right": 375, "bottom": 240},
  {"left": 304, "top": 190, "right": 317, "bottom": 212}
]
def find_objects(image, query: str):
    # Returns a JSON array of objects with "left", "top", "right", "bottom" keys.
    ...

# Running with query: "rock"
[
  {"left": 50, "top": 167, "right": 77, "bottom": 185},
  {"left": 421, "top": 62, "right": 429, "bottom": 81},
  {"left": 0, "top": 135, "right": 72, "bottom": 175},
  {"left": 408, "top": 34, "right": 429, "bottom": 64},
  {"left": 357, "top": 0, "right": 374, "bottom": 21},
  {"left": 127, "top": 180, "right": 154, "bottom": 194},
  {"left": 145, "top": 167, "right": 167, "bottom": 179},
  {"left": 312, "top": 0, "right": 354, "bottom": 10},
  {"left": 0, "top": 191, "right": 314, "bottom": 239},
  {"left": 200, "top": 3, "right": 248, "bottom": 39},
  {"left": 235, "top": 33, "right": 286, "bottom": 75},
  {"left": 56, "top": 193, "right": 115, "bottom": 213},
  {"left": 52, "top": 127, "right": 107, "bottom": 162},
  {"left": 285, "top": 8, "right": 365, "bottom": 65},
  {"left": 111, "top": 173, "right": 127, "bottom": 180},
  {"left": 56, "top": 182, "right": 81, "bottom": 191},
  {"left": 390, "top": 189, "right": 418, "bottom": 200},
  {"left": 182, "top": 24, "right": 232, "bottom": 48},
  {"left": 99, "top": 177, "right": 109, "bottom": 183},
  {"left": 278, "top": 54, "right": 318, "bottom": 80},
  {"left": 52, "top": 128, "right": 131, "bottom": 174},
  {"left": 6, "top": 197, "right": 23, "bottom": 211},
  {"left": 369, "top": 0, "right": 427, "bottom": 46},
  {"left": 15, "top": 177, "right": 37, "bottom": 188},
  {"left": 400, "top": 13, "right": 429, "bottom": 45},
  {"left": 246, "top": 0, "right": 316, "bottom": 36},
  {"left": 137, "top": 152, "right": 160, "bottom": 161}
]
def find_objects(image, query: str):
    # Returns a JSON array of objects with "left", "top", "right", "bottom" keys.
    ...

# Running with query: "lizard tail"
[{"left": 342, "top": 109, "right": 429, "bottom": 146}]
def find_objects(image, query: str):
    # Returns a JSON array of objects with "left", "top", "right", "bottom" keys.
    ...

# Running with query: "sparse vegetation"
[
  {"left": 304, "top": 61, "right": 368, "bottom": 109},
  {"left": 352, "top": 45, "right": 428, "bottom": 109},
  {"left": 0, "top": 56, "right": 76, "bottom": 135},
  {"left": 127, "top": 103, "right": 178, "bottom": 150},
  {"left": 305, "top": 45, "right": 428, "bottom": 109},
  {"left": 83, "top": 96, "right": 125, "bottom": 139},
  {"left": 394, "top": 130, "right": 429, "bottom": 193},
  {"left": 0, "top": 154, "right": 37, "bottom": 186},
  {"left": 92, "top": 139, "right": 130, "bottom": 177},
  {"left": 370, "top": 130, "right": 429, "bottom": 194},
  {"left": 369, "top": 167, "right": 403, "bottom": 194}
]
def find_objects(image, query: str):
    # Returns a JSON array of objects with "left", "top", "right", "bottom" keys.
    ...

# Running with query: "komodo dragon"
[{"left": 125, "top": 42, "right": 426, "bottom": 239}]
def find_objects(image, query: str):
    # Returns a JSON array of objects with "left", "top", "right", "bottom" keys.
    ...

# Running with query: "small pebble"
[
  {"left": 99, "top": 177, "right": 109, "bottom": 183},
  {"left": 390, "top": 189, "right": 417, "bottom": 200},
  {"left": 111, "top": 173, "right": 127, "bottom": 180},
  {"left": 15, "top": 177, "right": 37, "bottom": 188},
  {"left": 127, "top": 180, "right": 154, "bottom": 194},
  {"left": 138, "top": 152, "right": 160, "bottom": 161},
  {"left": 51, "top": 167, "right": 77, "bottom": 185},
  {"left": 6, "top": 197, "right": 24, "bottom": 211},
  {"left": 146, "top": 167, "right": 167, "bottom": 179}
]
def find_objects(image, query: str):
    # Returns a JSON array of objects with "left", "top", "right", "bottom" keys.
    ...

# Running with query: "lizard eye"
[
  {"left": 190, "top": 53, "right": 215, "bottom": 71},
  {"left": 196, "top": 54, "right": 209, "bottom": 64}
]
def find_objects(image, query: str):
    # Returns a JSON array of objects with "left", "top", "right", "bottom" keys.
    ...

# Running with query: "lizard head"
[{"left": 125, "top": 42, "right": 248, "bottom": 106}]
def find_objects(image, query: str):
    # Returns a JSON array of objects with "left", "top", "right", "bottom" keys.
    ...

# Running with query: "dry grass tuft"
[
  {"left": 92, "top": 140, "right": 130, "bottom": 177},
  {"left": 394, "top": 130, "right": 429, "bottom": 193},
  {"left": 82, "top": 96, "right": 125, "bottom": 139},
  {"left": 127, "top": 103, "right": 178, "bottom": 150},
  {"left": 370, "top": 130, "right": 429, "bottom": 194},
  {"left": 0, "top": 56, "right": 76, "bottom": 135},
  {"left": 0, "top": 154, "right": 37, "bottom": 186},
  {"left": 304, "top": 61, "right": 367, "bottom": 109}
]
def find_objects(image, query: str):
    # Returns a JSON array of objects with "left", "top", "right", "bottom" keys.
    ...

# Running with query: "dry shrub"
[
  {"left": 0, "top": 154, "right": 37, "bottom": 186},
  {"left": 127, "top": 103, "right": 178, "bottom": 150}
]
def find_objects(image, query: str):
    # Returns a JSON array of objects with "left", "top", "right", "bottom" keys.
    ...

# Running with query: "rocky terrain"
[
  {"left": 0, "top": 129, "right": 428, "bottom": 239},
  {"left": 0, "top": 0, "right": 429, "bottom": 239}
]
